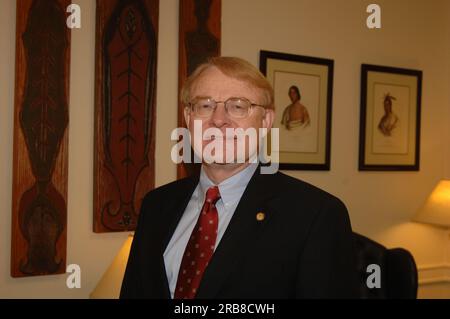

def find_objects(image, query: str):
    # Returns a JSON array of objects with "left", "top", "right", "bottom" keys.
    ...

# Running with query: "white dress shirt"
[{"left": 163, "top": 163, "right": 258, "bottom": 298}]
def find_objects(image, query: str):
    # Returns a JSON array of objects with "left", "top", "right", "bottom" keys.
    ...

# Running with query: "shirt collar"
[{"left": 198, "top": 164, "right": 258, "bottom": 210}]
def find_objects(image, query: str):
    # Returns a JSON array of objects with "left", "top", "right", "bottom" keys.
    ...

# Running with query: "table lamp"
[
  {"left": 413, "top": 180, "right": 450, "bottom": 228},
  {"left": 90, "top": 234, "right": 134, "bottom": 299}
]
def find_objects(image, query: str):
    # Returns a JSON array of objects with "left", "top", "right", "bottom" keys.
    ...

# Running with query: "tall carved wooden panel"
[
  {"left": 94, "top": 0, "right": 158, "bottom": 232},
  {"left": 177, "top": 0, "right": 221, "bottom": 179},
  {"left": 11, "top": 0, "right": 71, "bottom": 277}
]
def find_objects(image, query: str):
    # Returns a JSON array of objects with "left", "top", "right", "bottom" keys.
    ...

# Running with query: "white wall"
[{"left": 0, "top": 0, "right": 449, "bottom": 298}]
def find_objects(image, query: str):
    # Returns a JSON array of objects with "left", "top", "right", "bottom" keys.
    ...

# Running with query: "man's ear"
[
  {"left": 262, "top": 109, "right": 275, "bottom": 130},
  {"left": 183, "top": 106, "right": 191, "bottom": 128}
]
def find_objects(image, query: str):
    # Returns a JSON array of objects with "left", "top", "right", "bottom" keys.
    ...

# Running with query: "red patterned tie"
[{"left": 174, "top": 186, "right": 221, "bottom": 299}]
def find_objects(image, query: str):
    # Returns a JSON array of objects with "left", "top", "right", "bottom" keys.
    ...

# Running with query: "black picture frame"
[
  {"left": 260, "top": 50, "right": 333, "bottom": 171},
  {"left": 359, "top": 64, "right": 422, "bottom": 171}
]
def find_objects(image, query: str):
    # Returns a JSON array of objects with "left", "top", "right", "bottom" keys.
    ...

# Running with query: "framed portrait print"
[
  {"left": 260, "top": 50, "right": 333, "bottom": 170},
  {"left": 359, "top": 64, "right": 422, "bottom": 171}
]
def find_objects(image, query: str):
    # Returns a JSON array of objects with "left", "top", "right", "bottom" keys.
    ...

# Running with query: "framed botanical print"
[
  {"left": 260, "top": 50, "right": 333, "bottom": 170},
  {"left": 359, "top": 64, "right": 422, "bottom": 171}
]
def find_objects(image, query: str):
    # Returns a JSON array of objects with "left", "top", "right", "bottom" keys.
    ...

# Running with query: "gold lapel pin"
[{"left": 256, "top": 212, "right": 265, "bottom": 221}]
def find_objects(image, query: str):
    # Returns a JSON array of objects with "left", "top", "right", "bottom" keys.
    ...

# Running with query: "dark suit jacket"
[{"left": 120, "top": 168, "right": 359, "bottom": 299}]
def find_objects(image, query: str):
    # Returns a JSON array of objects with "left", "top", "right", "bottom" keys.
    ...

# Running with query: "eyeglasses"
[{"left": 188, "top": 97, "right": 266, "bottom": 119}]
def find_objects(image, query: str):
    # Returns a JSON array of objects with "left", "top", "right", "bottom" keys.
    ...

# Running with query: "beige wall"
[
  {"left": 0, "top": 0, "right": 449, "bottom": 298},
  {"left": 222, "top": 0, "right": 450, "bottom": 297}
]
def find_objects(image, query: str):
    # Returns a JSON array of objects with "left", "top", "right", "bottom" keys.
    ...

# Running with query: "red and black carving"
[
  {"left": 177, "top": 0, "right": 221, "bottom": 179},
  {"left": 101, "top": 0, "right": 157, "bottom": 230},
  {"left": 17, "top": 0, "right": 68, "bottom": 275},
  {"left": 185, "top": 0, "right": 219, "bottom": 76}
]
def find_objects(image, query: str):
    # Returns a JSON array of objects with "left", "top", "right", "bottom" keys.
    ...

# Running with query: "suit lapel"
[
  {"left": 160, "top": 175, "right": 199, "bottom": 252},
  {"left": 196, "top": 169, "right": 281, "bottom": 298},
  {"left": 151, "top": 174, "right": 199, "bottom": 299}
]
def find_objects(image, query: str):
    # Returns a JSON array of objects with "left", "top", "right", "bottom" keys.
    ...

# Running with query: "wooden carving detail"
[
  {"left": 12, "top": 0, "right": 70, "bottom": 277},
  {"left": 185, "top": 0, "right": 220, "bottom": 75},
  {"left": 177, "top": 0, "right": 221, "bottom": 179},
  {"left": 94, "top": 0, "right": 158, "bottom": 232}
]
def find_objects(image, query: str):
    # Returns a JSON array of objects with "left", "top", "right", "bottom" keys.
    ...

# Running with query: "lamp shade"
[
  {"left": 413, "top": 180, "right": 450, "bottom": 228},
  {"left": 90, "top": 234, "right": 133, "bottom": 299}
]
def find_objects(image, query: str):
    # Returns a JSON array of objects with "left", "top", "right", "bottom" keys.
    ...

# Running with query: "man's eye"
[
  {"left": 198, "top": 103, "right": 211, "bottom": 109},
  {"left": 231, "top": 103, "right": 247, "bottom": 110}
]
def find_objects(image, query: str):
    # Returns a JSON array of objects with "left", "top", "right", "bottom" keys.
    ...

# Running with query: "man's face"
[
  {"left": 184, "top": 66, "right": 274, "bottom": 166},
  {"left": 384, "top": 98, "right": 392, "bottom": 113},
  {"left": 289, "top": 88, "right": 299, "bottom": 103}
]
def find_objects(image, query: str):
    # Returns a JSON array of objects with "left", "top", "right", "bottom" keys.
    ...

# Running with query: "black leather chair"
[{"left": 353, "top": 232, "right": 418, "bottom": 299}]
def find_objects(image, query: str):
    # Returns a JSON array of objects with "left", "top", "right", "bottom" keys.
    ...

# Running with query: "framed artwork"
[
  {"left": 93, "top": 0, "right": 158, "bottom": 232},
  {"left": 359, "top": 64, "right": 422, "bottom": 171},
  {"left": 260, "top": 50, "right": 333, "bottom": 170},
  {"left": 11, "top": 0, "right": 71, "bottom": 277},
  {"left": 177, "top": 0, "right": 221, "bottom": 179}
]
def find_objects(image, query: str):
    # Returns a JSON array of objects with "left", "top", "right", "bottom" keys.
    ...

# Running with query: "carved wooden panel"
[
  {"left": 177, "top": 0, "right": 221, "bottom": 179},
  {"left": 11, "top": 0, "right": 71, "bottom": 277},
  {"left": 94, "top": 0, "right": 158, "bottom": 232}
]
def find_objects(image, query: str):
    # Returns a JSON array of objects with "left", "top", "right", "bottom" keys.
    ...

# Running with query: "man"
[
  {"left": 281, "top": 85, "right": 311, "bottom": 130},
  {"left": 378, "top": 93, "right": 399, "bottom": 137},
  {"left": 120, "top": 57, "right": 358, "bottom": 299}
]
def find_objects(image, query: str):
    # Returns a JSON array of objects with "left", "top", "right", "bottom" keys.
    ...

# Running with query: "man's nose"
[{"left": 210, "top": 103, "right": 229, "bottom": 128}]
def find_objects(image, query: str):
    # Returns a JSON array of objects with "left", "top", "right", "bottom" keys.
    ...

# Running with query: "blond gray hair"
[{"left": 180, "top": 56, "right": 275, "bottom": 110}]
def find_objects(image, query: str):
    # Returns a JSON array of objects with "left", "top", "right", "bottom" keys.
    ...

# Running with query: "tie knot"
[{"left": 205, "top": 186, "right": 221, "bottom": 204}]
